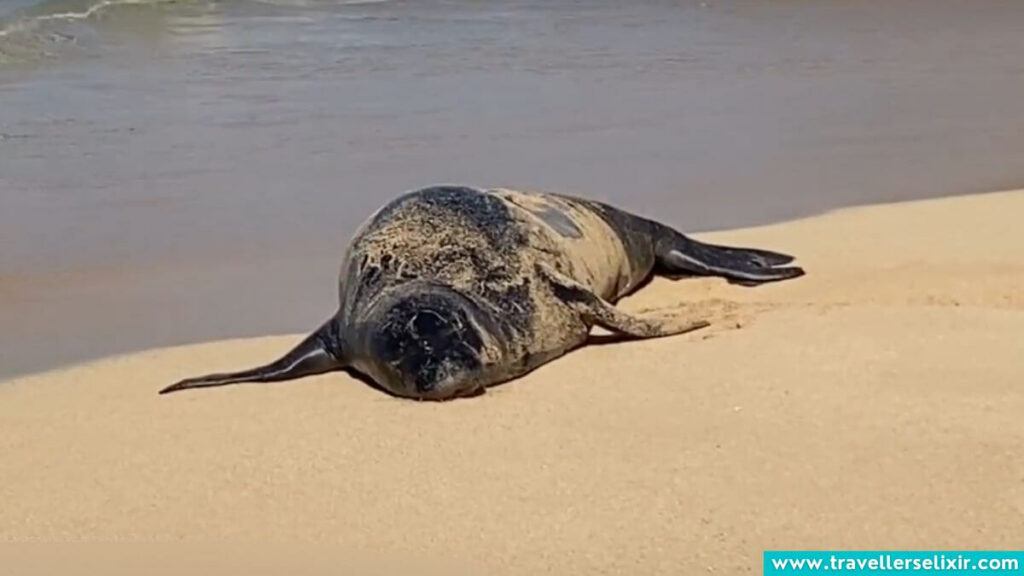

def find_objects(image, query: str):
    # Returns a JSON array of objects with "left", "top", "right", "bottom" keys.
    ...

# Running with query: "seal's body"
[{"left": 160, "top": 186, "right": 804, "bottom": 400}]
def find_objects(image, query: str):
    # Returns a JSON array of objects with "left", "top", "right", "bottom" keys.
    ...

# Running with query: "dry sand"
[{"left": 2, "top": 191, "right": 1023, "bottom": 574}]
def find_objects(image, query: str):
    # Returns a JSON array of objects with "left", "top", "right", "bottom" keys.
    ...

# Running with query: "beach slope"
[{"left": 2, "top": 191, "right": 1023, "bottom": 574}]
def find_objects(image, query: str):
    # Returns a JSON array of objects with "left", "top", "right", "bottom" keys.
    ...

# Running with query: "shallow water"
[{"left": 2, "top": 0, "right": 1023, "bottom": 378}]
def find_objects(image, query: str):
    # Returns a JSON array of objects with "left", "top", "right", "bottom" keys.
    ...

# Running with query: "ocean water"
[{"left": 2, "top": 0, "right": 1024, "bottom": 378}]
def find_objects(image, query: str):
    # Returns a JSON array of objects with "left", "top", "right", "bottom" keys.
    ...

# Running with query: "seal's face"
[{"left": 363, "top": 287, "right": 494, "bottom": 400}]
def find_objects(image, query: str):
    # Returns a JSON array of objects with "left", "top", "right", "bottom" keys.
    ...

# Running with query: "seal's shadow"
[
  {"left": 341, "top": 367, "right": 402, "bottom": 399},
  {"left": 585, "top": 333, "right": 637, "bottom": 347},
  {"left": 658, "top": 270, "right": 764, "bottom": 287},
  {"left": 339, "top": 367, "right": 487, "bottom": 400}
]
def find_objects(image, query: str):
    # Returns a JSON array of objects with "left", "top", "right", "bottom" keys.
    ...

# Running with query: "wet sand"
[
  {"left": 3, "top": 0, "right": 1024, "bottom": 378},
  {"left": 2, "top": 190, "right": 1022, "bottom": 574}
]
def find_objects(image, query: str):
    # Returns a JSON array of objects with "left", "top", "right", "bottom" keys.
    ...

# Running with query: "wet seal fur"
[{"left": 160, "top": 185, "right": 805, "bottom": 400}]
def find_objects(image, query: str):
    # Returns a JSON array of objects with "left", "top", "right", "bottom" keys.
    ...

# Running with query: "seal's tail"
[
  {"left": 653, "top": 226, "right": 805, "bottom": 285},
  {"left": 158, "top": 318, "right": 343, "bottom": 395}
]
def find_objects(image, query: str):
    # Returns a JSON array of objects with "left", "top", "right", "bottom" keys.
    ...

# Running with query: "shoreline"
[
  {"left": 3, "top": 190, "right": 1022, "bottom": 574},
  {"left": 2, "top": 187, "right": 1017, "bottom": 383}
]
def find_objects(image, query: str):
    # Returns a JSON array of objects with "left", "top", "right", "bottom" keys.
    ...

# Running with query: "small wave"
[
  {"left": 28, "top": 0, "right": 139, "bottom": 24},
  {"left": 1, "top": 0, "right": 177, "bottom": 33},
  {"left": 0, "top": 0, "right": 182, "bottom": 64},
  {"left": 0, "top": 0, "right": 391, "bottom": 66},
  {"left": 250, "top": 0, "right": 391, "bottom": 6}
]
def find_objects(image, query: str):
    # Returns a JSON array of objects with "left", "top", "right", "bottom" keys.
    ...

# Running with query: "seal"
[{"left": 159, "top": 185, "right": 804, "bottom": 400}]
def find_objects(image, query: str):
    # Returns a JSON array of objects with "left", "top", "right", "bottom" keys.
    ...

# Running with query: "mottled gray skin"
[{"left": 160, "top": 185, "right": 804, "bottom": 400}]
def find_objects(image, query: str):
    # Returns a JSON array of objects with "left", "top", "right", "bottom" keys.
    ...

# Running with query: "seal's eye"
[{"left": 410, "top": 310, "right": 446, "bottom": 336}]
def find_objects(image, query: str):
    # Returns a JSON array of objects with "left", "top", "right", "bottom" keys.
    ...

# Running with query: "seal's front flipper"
[
  {"left": 158, "top": 318, "right": 343, "bottom": 395},
  {"left": 654, "top": 230, "right": 805, "bottom": 285},
  {"left": 537, "top": 262, "right": 710, "bottom": 339}
]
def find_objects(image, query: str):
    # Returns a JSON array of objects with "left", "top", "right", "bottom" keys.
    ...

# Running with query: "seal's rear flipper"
[
  {"left": 158, "top": 318, "right": 343, "bottom": 395},
  {"left": 683, "top": 237, "right": 795, "bottom": 267},
  {"left": 537, "top": 262, "right": 709, "bottom": 339},
  {"left": 654, "top": 229, "right": 805, "bottom": 285}
]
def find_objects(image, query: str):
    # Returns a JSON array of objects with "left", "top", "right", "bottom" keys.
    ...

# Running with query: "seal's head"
[{"left": 359, "top": 283, "right": 499, "bottom": 400}]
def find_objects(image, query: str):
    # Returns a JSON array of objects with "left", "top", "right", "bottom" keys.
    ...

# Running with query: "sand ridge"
[{"left": 2, "top": 191, "right": 1022, "bottom": 574}]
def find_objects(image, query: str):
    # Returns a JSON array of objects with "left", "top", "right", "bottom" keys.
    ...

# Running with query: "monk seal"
[{"left": 159, "top": 185, "right": 804, "bottom": 400}]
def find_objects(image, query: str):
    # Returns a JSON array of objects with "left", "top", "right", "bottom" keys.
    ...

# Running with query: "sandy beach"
[{"left": 2, "top": 190, "right": 1022, "bottom": 574}]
